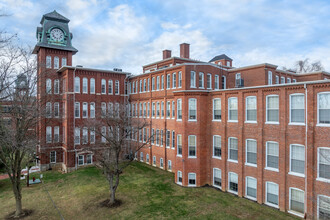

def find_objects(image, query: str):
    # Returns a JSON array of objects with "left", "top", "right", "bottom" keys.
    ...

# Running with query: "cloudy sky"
[{"left": 1, "top": 0, "right": 330, "bottom": 74}]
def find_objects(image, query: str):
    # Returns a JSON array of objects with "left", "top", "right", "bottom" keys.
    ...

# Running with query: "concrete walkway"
[{"left": 0, "top": 174, "right": 9, "bottom": 180}]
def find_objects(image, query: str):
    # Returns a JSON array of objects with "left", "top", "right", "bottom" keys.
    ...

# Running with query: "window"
[
  {"left": 228, "top": 172, "right": 238, "bottom": 194},
  {"left": 157, "top": 76, "right": 160, "bottom": 90},
  {"left": 46, "top": 102, "right": 52, "bottom": 118},
  {"left": 318, "top": 92, "right": 330, "bottom": 124},
  {"left": 161, "top": 101, "right": 164, "bottom": 118},
  {"left": 152, "top": 102, "right": 155, "bottom": 117},
  {"left": 236, "top": 73, "right": 241, "bottom": 80},
  {"left": 246, "top": 96, "right": 257, "bottom": 122},
  {"left": 213, "top": 168, "right": 221, "bottom": 188},
  {"left": 171, "top": 131, "right": 175, "bottom": 148},
  {"left": 140, "top": 152, "right": 143, "bottom": 161},
  {"left": 153, "top": 156, "right": 156, "bottom": 165},
  {"left": 266, "top": 95, "right": 279, "bottom": 123},
  {"left": 46, "top": 79, "right": 52, "bottom": 94},
  {"left": 266, "top": 182, "right": 279, "bottom": 207},
  {"left": 213, "top": 98, "right": 221, "bottom": 120},
  {"left": 178, "top": 71, "right": 182, "bottom": 88},
  {"left": 61, "top": 57, "right": 67, "bottom": 67},
  {"left": 290, "top": 144, "right": 305, "bottom": 175},
  {"left": 151, "top": 129, "right": 154, "bottom": 144},
  {"left": 90, "top": 102, "right": 95, "bottom": 118},
  {"left": 177, "top": 99, "right": 182, "bottom": 120},
  {"left": 293, "top": 79, "right": 297, "bottom": 83},
  {"left": 54, "top": 56, "right": 59, "bottom": 69},
  {"left": 144, "top": 79, "right": 147, "bottom": 92},
  {"left": 188, "top": 135, "right": 196, "bottom": 157},
  {"left": 177, "top": 134, "right": 182, "bottom": 155},
  {"left": 146, "top": 154, "right": 149, "bottom": 163},
  {"left": 46, "top": 56, "right": 51, "bottom": 68},
  {"left": 80, "top": 78, "right": 87, "bottom": 94},
  {"left": 50, "top": 151, "right": 56, "bottom": 163},
  {"left": 177, "top": 171, "right": 182, "bottom": 184},
  {"left": 78, "top": 155, "right": 84, "bottom": 166},
  {"left": 82, "top": 128, "right": 88, "bottom": 144},
  {"left": 54, "top": 102, "right": 59, "bottom": 118},
  {"left": 101, "top": 79, "right": 106, "bottom": 94},
  {"left": 147, "top": 78, "right": 150, "bottom": 91},
  {"left": 54, "top": 79, "right": 59, "bottom": 94},
  {"left": 90, "top": 129, "right": 95, "bottom": 144},
  {"left": 147, "top": 102, "right": 150, "bottom": 117},
  {"left": 318, "top": 195, "right": 330, "bottom": 219},
  {"left": 46, "top": 126, "right": 52, "bottom": 143},
  {"left": 207, "top": 74, "right": 212, "bottom": 89},
  {"left": 266, "top": 142, "right": 279, "bottom": 171},
  {"left": 228, "top": 137, "right": 238, "bottom": 162},
  {"left": 74, "top": 102, "right": 80, "bottom": 118},
  {"left": 101, "top": 102, "right": 106, "bottom": 117},
  {"left": 228, "top": 97, "right": 238, "bottom": 121},
  {"left": 74, "top": 128, "right": 80, "bottom": 144},
  {"left": 139, "top": 80, "right": 142, "bottom": 92},
  {"left": 188, "top": 98, "right": 197, "bottom": 120},
  {"left": 166, "top": 130, "right": 170, "bottom": 147},
  {"left": 281, "top": 76, "right": 285, "bottom": 84},
  {"left": 86, "top": 155, "right": 92, "bottom": 164},
  {"left": 290, "top": 94, "right": 305, "bottom": 124},
  {"left": 90, "top": 78, "right": 95, "bottom": 94},
  {"left": 62, "top": 79, "right": 66, "bottom": 93},
  {"left": 156, "top": 102, "right": 160, "bottom": 117},
  {"left": 167, "top": 74, "right": 171, "bottom": 89},
  {"left": 73, "top": 77, "right": 80, "bottom": 93},
  {"left": 199, "top": 72, "right": 204, "bottom": 88},
  {"left": 166, "top": 101, "right": 171, "bottom": 118},
  {"left": 115, "top": 80, "right": 119, "bottom": 94},
  {"left": 160, "top": 158, "right": 163, "bottom": 168},
  {"left": 172, "top": 101, "right": 175, "bottom": 118},
  {"left": 287, "top": 78, "right": 291, "bottom": 83},
  {"left": 318, "top": 147, "right": 330, "bottom": 180},
  {"left": 172, "top": 73, "right": 176, "bottom": 88},
  {"left": 101, "top": 126, "right": 106, "bottom": 143},
  {"left": 108, "top": 102, "right": 113, "bottom": 117},
  {"left": 143, "top": 128, "right": 147, "bottom": 142},
  {"left": 246, "top": 139, "right": 257, "bottom": 166},
  {"left": 268, "top": 71, "right": 272, "bottom": 85},
  {"left": 106, "top": 80, "right": 112, "bottom": 94},
  {"left": 188, "top": 173, "right": 196, "bottom": 186},
  {"left": 168, "top": 160, "right": 172, "bottom": 170},
  {"left": 190, "top": 71, "right": 196, "bottom": 88},
  {"left": 221, "top": 75, "right": 225, "bottom": 89},
  {"left": 246, "top": 177, "right": 257, "bottom": 200},
  {"left": 143, "top": 103, "right": 146, "bottom": 117},
  {"left": 156, "top": 130, "right": 159, "bottom": 145},
  {"left": 289, "top": 188, "right": 304, "bottom": 215},
  {"left": 213, "top": 135, "right": 221, "bottom": 158},
  {"left": 152, "top": 77, "right": 155, "bottom": 90},
  {"left": 160, "top": 130, "right": 164, "bottom": 146},
  {"left": 161, "top": 75, "right": 164, "bottom": 90},
  {"left": 275, "top": 75, "right": 279, "bottom": 84}
]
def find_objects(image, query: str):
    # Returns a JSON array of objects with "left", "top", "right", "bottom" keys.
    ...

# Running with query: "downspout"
[
  {"left": 304, "top": 83, "right": 307, "bottom": 218},
  {"left": 73, "top": 65, "right": 81, "bottom": 171}
]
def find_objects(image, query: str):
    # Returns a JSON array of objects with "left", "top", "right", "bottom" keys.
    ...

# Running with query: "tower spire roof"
[{"left": 40, "top": 10, "right": 70, "bottom": 24}]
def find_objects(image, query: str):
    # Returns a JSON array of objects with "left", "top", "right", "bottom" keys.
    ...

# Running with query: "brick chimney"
[
  {"left": 180, "top": 43, "right": 190, "bottom": 59},
  {"left": 163, "top": 50, "right": 172, "bottom": 60}
]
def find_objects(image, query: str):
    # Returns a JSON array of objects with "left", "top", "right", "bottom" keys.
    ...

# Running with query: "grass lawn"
[{"left": 0, "top": 162, "right": 298, "bottom": 219}]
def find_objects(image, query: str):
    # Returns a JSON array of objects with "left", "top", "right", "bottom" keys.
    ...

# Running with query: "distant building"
[{"left": 34, "top": 11, "right": 330, "bottom": 219}]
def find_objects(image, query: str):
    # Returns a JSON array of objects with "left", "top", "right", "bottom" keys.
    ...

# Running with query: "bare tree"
[
  {"left": 294, "top": 58, "right": 324, "bottom": 73},
  {"left": 0, "top": 41, "right": 39, "bottom": 217},
  {"left": 84, "top": 103, "right": 152, "bottom": 206}
]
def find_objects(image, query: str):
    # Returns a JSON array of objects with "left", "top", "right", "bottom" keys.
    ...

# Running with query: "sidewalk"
[{"left": 0, "top": 174, "right": 9, "bottom": 180}]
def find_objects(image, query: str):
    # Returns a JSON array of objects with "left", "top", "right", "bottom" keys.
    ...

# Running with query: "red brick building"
[{"left": 34, "top": 11, "right": 330, "bottom": 219}]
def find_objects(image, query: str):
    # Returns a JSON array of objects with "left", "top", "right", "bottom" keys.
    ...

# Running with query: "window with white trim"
[
  {"left": 172, "top": 101, "right": 175, "bottom": 118},
  {"left": 74, "top": 102, "right": 80, "bottom": 118},
  {"left": 90, "top": 102, "right": 95, "bottom": 118},
  {"left": 140, "top": 152, "right": 143, "bottom": 161},
  {"left": 143, "top": 102, "right": 146, "bottom": 117},
  {"left": 178, "top": 71, "right": 182, "bottom": 88},
  {"left": 50, "top": 151, "right": 56, "bottom": 163},
  {"left": 213, "top": 168, "right": 221, "bottom": 188},
  {"left": 160, "top": 130, "right": 164, "bottom": 146},
  {"left": 108, "top": 102, "right": 113, "bottom": 117},
  {"left": 115, "top": 80, "right": 119, "bottom": 95},
  {"left": 228, "top": 172, "right": 238, "bottom": 194},
  {"left": 177, "top": 134, "right": 182, "bottom": 155},
  {"left": 290, "top": 144, "right": 305, "bottom": 175},
  {"left": 268, "top": 71, "right": 272, "bottom": 85},
  {"left": 152, "top": 102, "right": 155, "bottom": 117},
  {"left": 82, "top": 127, "right": 88, "bottom": 144},
  {"left": 78, "top": 155, "right": 84, "bottom": 166},
  {"left": 46, "top": 126, "right": 52, "bottom": 143},
  {"left": 246, "top": 139, "right": 257, "bottom": 165},
  {"left": 318, "top": 147, "right": 330, "bottom": 180},
  {"left": 188, "top": 135, "right": 196, "bottom": 157},
  {"left": 318, "top": 195, "right": 330, "bottom": 219},
  {"left": 101, "top": 79, "right": 106, "bottom": 94},
  {"left": 289, "top": 188, "right": 304, "bottom": 215},
  {"left": 293, "top": 79, "right": 297, "bottom": 83},
  {"left": 61, "top": 57, "right": 66, "bottom": 67},
  {"left": 166, "top": 101, "right": 171, "bottom": 118},
  {"left": 46, "top": 79, "right": 52, "bottom": 94},
  {"left": 54, "top": 56, "right": 59, "bottom": 69},
  {"left": 246, "top": 176, "right": 257, "bottom": 199},
  {"left": 153, "top": 156, "right": 156, "bottom": 165},
  {"left": 228, "top": 97, "right": 238, "bottom": 121},
  {"left": 156, "top": 129, "right": 160, "bottom": 145},
  {"left": 108, "top": 80, "right": 113, "bottom": 94},
  {"left": 166, "top": 130, "right": 170, "bottom": 147},
  {"left": 54, "top": 79, "right": 59, "bottom": 94},
  {"left": 199, "top": 72, "right": 204, "bottom": 88},
  {"left": 281, "top": 76, "right": 285, "bottom": 84},
  {"left": 177, "top": 171, "right": 182, "bottom": 183},
  {"left": 213, "top": 135, "right": 221, "bottom": 158},
  {"left": 144, "top": 79, "right": 146, "bottom": 92},
  {"left": 75, "top": 77, "right": 80, "bottom": 93},
  {"left": 156, "top": 76, "right": 160, "bottom": 90},
  {"left": 146, "top": 154, "right": 149, "bottom": 163},
  {"left": 161, "top": 75, "right": 164, "bottom": 90},
  {"left": 188, "top": 173, "right": 196, "bottom": 186},
  {"left": 207, "top": 74, "right": 212, "bottom": 89},
  {"left": 287, "top": 78, "right": 291, "bottom": 83},
  {"left": 54, "top": 102, "right": 59, "bottom": 118},
  {"left": 168, "top": 160, "right": 172, "bottom": 170},
  {"left": 74, "top": 127, "right": 80, "bottom": 144},
  {"left": 54, "top": 126, "right": 59, "bottom": 143},
  {"left": 266, "top": 95, "right": 279, "bottom": 123},
  {"left": 90, "top": 78, "right": 95, "bottom": 94},
  {"left": 290, "top": 94, "right": 305, "bottom": 124},
  {"left": 228, "top": 137, "right": 238, "bottom": 161},
  {"left": 152, "top": 77, "right": 155, "bottom": 90},
  {"left": 161, "top": 101, "right": 164, "bottom": 118},
  {"left": 101, "top": 102, "right": 106, "bottom": 117},
  {"left": 172, "top": 131, "right": 175, "bottom": 148},
  {"left": 213, "top": 98, "right": 221, "bottom": 120},
  {"left": 82, "top": 102, "right": 88, "bottom": 118},
  {"left": 160, "top": 158, "right": 163, "bottom": 168},
  {"left": 86, "top": 154, "right": 92, "bottom": 164},
  {"left": 177, "top": 99, "right": 182, "bottom": 120},
  {"left": 156, "top": 102, "right": 160, "bottom": 117},
  {"left": 188, "top": 98, "right": 197, "bottom": 120},
  {"left": 46, "top": 102, "right": 52, "bottom": 118},
  {"left": 220, "top": 75, "right": 225, "bottom": 89},
  {"left": 166, "top": 74, "right": 171, "bottom": 89},
  {"left": 246, "top": 96, "right": 257, "bottom": 122},
  {"left": 90, "top": 129, "right": 95, "bottom": 144},
  {"left": 190, "top": 71, "right": 196, "bottom": 88},
  {"left": 266, "top": 182, "right": 279, "bottom": 207},
  {"left": 46, "top": 56, "right": 51, "bottom": 68},
  {"left": 82, "top": 78, "right": 88, "bottom": 93},
  {"left": 266, "top": 141, "right": 279, "bottom": 170},
  {"left": 172, "top": 72, "right": 176, "bottom": 88},
  {"left": 101, "top": 126, "right": 106, "bottom": 143},
  {"left": 147, "top": 102, "right": 150, "bottom": 117},
  {"left": 318, "top": 92, "right": 330, "bottom": 124},
  {"left": 147, "top": 78, "right": 150, "bottom": 91},
  {"left": 275, "top": 75, "right": 279, "bottom": 84}
]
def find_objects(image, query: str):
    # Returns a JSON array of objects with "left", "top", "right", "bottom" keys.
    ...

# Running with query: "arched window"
[
  {"left": 46, "top": 79, "right": 52, "bottom": 94},
  {"left": 82, "top": 78, "right": 88, "bottom": 93},
  {"left": 101, "top": 79, "right": 106, "bottom": 94},
  {"left": 46, "top": 56, "right": 51, "bottom": 68},
  {"left": 61, "top": 57, "right": 67, "bottom": 67},
  {"left": 74, "top": 77, "right": 80, "bottom": 93},
  {"left": 90, "top": 78, "right": 95, "bottom": 94},
  {"left": 54, "top": 56, "right": 59, "bottom": 69}
]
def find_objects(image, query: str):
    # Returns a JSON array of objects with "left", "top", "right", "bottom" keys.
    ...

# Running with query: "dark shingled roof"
[
  {"left": 40, "top": 10, "right": 70, "bottom": 24},
  {"left": 209, "top": 54, "right": 232, "bottom": 62}
]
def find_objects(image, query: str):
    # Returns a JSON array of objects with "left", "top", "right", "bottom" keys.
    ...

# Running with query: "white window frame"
[
  {"left": 289, "top": 144, "right": 305, "bottom": 177},
  {"left": 207, "top": 73, "right": 212, "bottom": 89},
  {"left": 289, "top": 93, "right": 305, "bottom": 125},
  {"left": 54, "top": 79, "right": 59, "bottom": 94},
  {"left": 82, "top": 78, "right": 88, "bottom": 94},
  {"left": 177, "top": 99, "right": 182, "bottom": 121},
  {"left": 54, "top": 56, "right": 59, "bottom": 69},
  {"left": 178, "top": 71, "right": 182, "bottom": 88},
  {"left": 46, "top": 56, "right": 51, "bottom": 68},
  {"left": 245, "top": 96, "right": 257, "bottom": 123},
  {"left": 213, "top": 168, "right": 221, "bottom": 189},
  {"left": 188, "top": 172, "right": 196, "bottom": 187},
  {"left": 265, "top": 95, "right": 279, "bottom": 124},
  {"left": 213, "top": 98, "right": 221, "bottom": 121},
  {"left": 54, "top": 126, "right": 59, "bottom": 143},
  {"left": 168, "top": 160, "right": 172, "bottom": 171},
  {"left": 115, "top": 80, "right": 119, "bottom": 95},
  {"left": 318, "top": 195, "right": 330, "bottom": 219},
  {"left": 172, "top": 72, "right": 176, "bottom": 89},
  {"left": 228, "top": 172, "right": 238, "bottom": 195},
  {"left": 86, "top": 154, "right": 93, "bottom": 164},
  {"left": 177, "top": 134, "right": 182, "bottom": 156},
  {"left": 198, "top": 72, "right": 204, "bottom": 88},
  {"left": 90, "top": 78, "right": 95, "bottom": 94},
  {"left": 50, "top": 151, "right": 56, "bottom": 163},
  {"left": 265, "top": 181, "right": 279, "bottom": 208},
  {"left": 212, "top": 135, "right": 221, "bottom": 159},
  {"left": 82, "top": 102, "right": 88, "bottom": 118},
  {"left": 317, "top": 92, "right": 330, "bottom": 126},
  {"left": 78, "top": 155, "right": 84, "bottom": 166},
  {"left": 188, "top": 98, "right": 197, "bottom": 121},
  {"left": 188, "top": 135, "right": 197, "bottom": 158},
  {"left": 268, "top": 71, "right": 272, "bottom": 85},
  {"left": 228, "top": 97, "right": 238, "bottom": 122},
  {"left": 275, "top": 75, "right": 279, "bottom": 84},
  {"left": 75, "top": 77, "right": 80, "bottom": 93},
  {"left": 245, "top": 139, "right": 257, "bottom": 167},
  {"left": 153, "top": 156, "right": 156, "bottom": 166},
  {"left": 317, "top": 147, "right": 330, "bottom": 182},
  {"left": 245, "top": 176, "right": 257, "bottom": 201},
  {"left": 177, "top": 171, "right": 182, "bottom": 185},
  {"left": 288, "top": 187, "right": 305, "bottom": 217},
  {"left": 265, "top": 141, "right": 279, "bottom": 172},
  {"left": 160, "top": 158, "right": 163, "bottom": 168},
  {"left": 46, "top": 79, "right": 52, "bottom": 94},
  {"left": 190, "top": 71, "right": 196, "bottom": 88},
  {"left": 61, "top": 57, "right": 67, "bottom": 67},
  {"left": 46, "top": 126, "right": 52, "bottom": 143},
  {"left": 228, "top": 137, "right": 238, "bottom": 163},
  {"left": 74, "top": 102, "right": 80, "bottom": 118},
  {"left": 281, "top": 76, "right": 285, "bottom": 84}
]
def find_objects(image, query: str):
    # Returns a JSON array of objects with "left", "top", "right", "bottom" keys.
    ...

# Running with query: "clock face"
[{"left": 50, "top": 28, "right": 64, "bottom": 41}]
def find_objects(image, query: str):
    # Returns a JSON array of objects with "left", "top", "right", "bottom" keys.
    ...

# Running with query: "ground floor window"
[
  {"left": 50, "top": 151, "right": 56, "bottom": 163},
  {"left": 266, "top": 182, "right": 279, "bottom": 207},
  {"left": 86, "top": 154, "right": 93, "bottom": 164},
  {"left": 153, "top": 156, "right": 156, "bottom": 165},
  {"left": 177, "top": 171, "right": 182, "bottom": 184},
  {"left": 318, "top": 195, "right": 330, "bottom": 220},
  {"left": 289, "top": 188, "right": 304, "bottom": 215},
  {"left": 246, "top": 176, "right": 257, "bottom": 199},
  {"left": 228, "top": 172, "right": 238, "bottom": 194},
  {"left": 78, "top": 155, "right": 84, "bottom": 166},
  {"left": 140, "top": 152, "right": 143, "bottom": 162},
  {"left": 213, "top": 168, "right": 221, "bottom": 188},
  {"left": 146, "top": 154, "right": 149, "bottom": 163},
  {"left": 168, "top": 160, "right": 172, "bottom": 170},
  {"left": 188, "top": 173, "right": 196, "bottom": 186},
  {"left": 160, "top": 158, "right": 163, "bottom": 168}
]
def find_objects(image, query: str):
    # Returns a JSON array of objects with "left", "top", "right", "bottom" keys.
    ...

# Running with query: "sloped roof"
[
  {"left": 209, "top": 54, "right": 232, "bottom": 62},
  {"left": 40, "top": 10, "right": 70, "bottom": 24}
]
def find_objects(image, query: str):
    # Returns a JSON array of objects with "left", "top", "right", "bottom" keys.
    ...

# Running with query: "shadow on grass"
[{"left": 5, "top": 209, "right": 34, "bottom": 220}]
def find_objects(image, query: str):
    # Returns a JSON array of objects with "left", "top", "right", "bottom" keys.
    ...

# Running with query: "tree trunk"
[
  {"left": 12, "top": 178, "right": 23, "bottom": 217},
  {"left": 15, "top": 196, "right": 23, "bottom": 217},
  {"left": 108, "top": 174, "right": 115, "bottom": 206}
]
